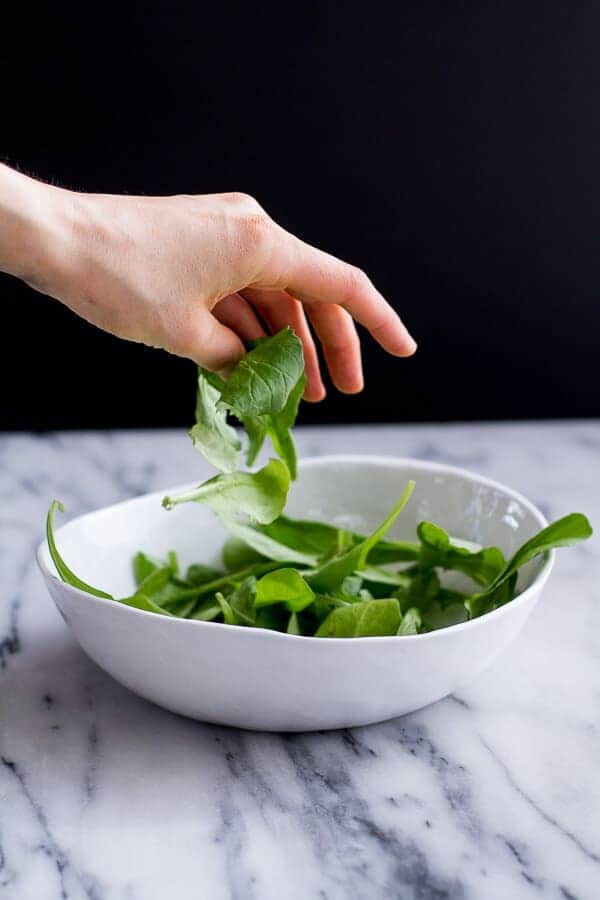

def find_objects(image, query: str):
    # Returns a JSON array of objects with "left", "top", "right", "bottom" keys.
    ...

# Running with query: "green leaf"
[
  {"left": 465, "top": 574, "right": 518, "bottom": 619},
  {"left": 259, "top": 514, "right": 420, "bottom": 565},
  {"left": 132, "top": 551, "right": 162, "bottom": 587},
  {"left": 241, "top": 414, "right": 268, "bottom": 467},
  {"left": 120, "top": 592, "right": 174, "bottom": 616},
  {"left": 359, "top": 565, "right": 412, "bottom": 587},
  {"left": 167, "top": 550, "right": 180, "bottom": 576},
  {"left": 287, "top": 612, "right": 301, "bottom": 635},
  {"left": 417, "top": 521, "right": 505, "bottom": 586},
  {"left": 421, "top": 601, "right": 468, "bottom": 631},
  {"left": 134, "top": 565, "right": 173, "bottom": 597},
  {"left": 255, "top": 568, "right": 315, "bottom": 612},
  {"left": 223, "top": 521, "right": 319, "bottom": 567},
  {"left": 254, "top": 605, "right": 290, "bottom": 631},
  {"left": 238, "top": 371, "right": 304, "bottom": 478},
  {"left": 186, "top": 563, "right": 225, "bottom": 585},
  {"left": 316, "top": 598, "right": 401, "bottom": 637},
  {"left": 341, "top": 575, "right": 363, "bottom": 596},
  {"left": 46, "top": 501, "right": 113, "bottom": 599},
  {"left": 397, "top": 607, "right": 422, "bottom": 635},
  {"left": 189, "top": 370, "right": 241, "bottom": 473},
  {"left": 365, "top": 539, "right": 421, "bottom": 565},
  {"left": 162, "top": 458, "right": 290, "bottom": 525},
  {"left": 227, "top": 576, "right": 257, "bottom": 625},
  {"left": 465, "top": 513, "right": 593, "bottom": 619},
  {"left": 190, "top": 598, "right": 222, "bottom": 621},
  {"left": 494, "top": 513, "right": 592, "bottom": 586},
  {"left": 265, "top": 372, "right": 305, "bottom": 479},
  {"left": 393, "top": 568, "right": 441, "bottom": 613},
  {"left": 220, "top": 327, "right": 305, "bottom": 418},
  {"left": 215, "top": 591, "right": 237, "bottom": 625},
  {"left": 260, "top": 515, "right": 340, "bottom": 557},
  {"left": 307, "top": 481, "right": 415, "bottom": 592},
  {"left": 128, "top": 565, "right": 196, "bottom": 616},
  {"left": 222, "top": 536, "right": 266, "bottom": 570}
]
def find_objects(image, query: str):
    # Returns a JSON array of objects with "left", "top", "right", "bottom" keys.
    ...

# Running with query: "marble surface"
[{"left": 0, "top": 421, "right": 599, "bottom": 900}]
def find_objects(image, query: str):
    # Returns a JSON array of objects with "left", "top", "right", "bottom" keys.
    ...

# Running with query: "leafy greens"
[{"left": 46, "top": 329, "right": 593, "bottom": 638}]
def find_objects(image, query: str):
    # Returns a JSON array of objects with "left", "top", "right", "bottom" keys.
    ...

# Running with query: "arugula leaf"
[
  {"left": 167, "top": 551, "right": 180, "bottom": 576},
  {"left": 242, "top": 414, "right": 269, "bottom": 467},
  {"left": 132, "top": 551, "right": 163, "bottom": 587},
  {"left": 397, "top": 607, "right": 422, "bottom": 635},
  {"left": 215, "top": 591, "right": 237, "bottom": 625},
  {"left": 307, "top": 481, "right": 415, "bottom": 592},
  {"left": 287, "top": 612, "right": 301, "bottom": 635},
  {"left": 341, "top": 575, "right": 363, "bottom": 596},
  {"left": 416, "top": 521, "right": 505, "bottom": 586},
  {"left": 393, "top": 568, "right": 441, "bottom": 613},
  {"left": 359, "top": 565, "right": 412, "bottom": 587},
  {"left": 220, "top": 327, "right": 305, "bottom": 418},
  {"left": 365, "top": 539, "right": 421, "bottom": 565},
  {"left": 237, "top": 364, "right": 305, "bottom": 477},
  {"left": 259, "top": 514, "right": 420, "bottom": 564},
  {"left": 255, "top": 568, "right": 315, "bottom": 612},
  {"left": 258, "top": 515, "right": 340, "bottom": 557},
  {"left": 464, "top": 513, "right": 593, "bottom": 618},
  {"left": 316, "top": 598, "right": 401, "bottom": 637},
  {"left": 493, "top": 513, "right": 592, "bottom": 585},
  {"left": 223, "top": 521, "right": 319, "bottom": 567},
  {"left": 222, "top": 536, "right": 266, "bottom": 570},
  {"left": 46, "top": 501, "right": 113, "bottom": 599},
  {"left": 265, "top": 372, "right": 306, "bottom": 479},
  {"left": 162, "top": 458, "right": 290, "bottom": 524},
  {"left": 421, "top": 601, "right": 468, "bottom": 631},
  {"left": 254, "top": 605, "right": 290, "bottom": 631},
  {"left": 191, "top": 598, "right": 222, "bottom": 621},
  {"left": 186, "top": 563, "right": 225, "bottom": 585},
  {"left": 465, "top": 574, "right": 518, "bottom": 619},
  {"left": 189, "top": 370, "right": 241, "bottom": 473},
  {"left": 120, "top": 592, "right": 174, "bottom": 616},
  {"left": 226, "top": 576, "right": 257, "bottom": 625}
]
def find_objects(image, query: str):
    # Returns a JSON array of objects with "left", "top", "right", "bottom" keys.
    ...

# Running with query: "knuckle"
[
  {"left": 329, "top": 331, "right": 360, "bottom": 353},
  {"left": 220, "top": 193, "right": 274, "bottom": 253},
  {"left": 346, "top": 265, "right": 370, "bottom": 295},
  {"left": 238, "top": 211, "right": 275, "bottom": 254},
  {"left": 222, "top": 191, "right": 260, "bottom": 211}
]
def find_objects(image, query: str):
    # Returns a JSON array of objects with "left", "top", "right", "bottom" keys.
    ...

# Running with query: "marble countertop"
[{"left": 1, "top": 421, "right": 599, "bottom": 900}]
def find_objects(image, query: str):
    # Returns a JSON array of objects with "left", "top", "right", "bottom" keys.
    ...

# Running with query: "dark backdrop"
[{"left": 2, "top": 2, "right": 599, "bottom": 430}]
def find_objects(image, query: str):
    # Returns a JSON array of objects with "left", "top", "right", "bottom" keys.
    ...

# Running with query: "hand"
[{"left": 1, "top": 169, "right": 416, "bottom": 400}]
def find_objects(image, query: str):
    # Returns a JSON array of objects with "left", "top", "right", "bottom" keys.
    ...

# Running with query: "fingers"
[
  {"left": 305, "top": 303, "right": 363, "bottom": 394},
  {"left": 176, "top": 313, "right": 246, "bottom": 373},
  {"left": 242, "top": 288, "right": 326, "bottom": 402},
  {"left": 264, "top": 233, "right": 416, "bottom": 357},
  {"left": 213, "top": 293, "right": 266, "bottom": 343}
]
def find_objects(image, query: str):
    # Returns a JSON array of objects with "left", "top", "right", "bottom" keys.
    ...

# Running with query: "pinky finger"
[{"left": 306, "top": 303, "right": 363, "bottom": 394}]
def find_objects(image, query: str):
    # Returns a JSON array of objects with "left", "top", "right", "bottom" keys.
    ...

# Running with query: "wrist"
[{"left": 0, "top": 165, "right": 77, "bottom": 289}]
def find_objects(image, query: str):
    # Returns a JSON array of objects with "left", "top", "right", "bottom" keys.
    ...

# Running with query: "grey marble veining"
[{"left": 0, "top": 422, "right": 599, "bottom": 900}]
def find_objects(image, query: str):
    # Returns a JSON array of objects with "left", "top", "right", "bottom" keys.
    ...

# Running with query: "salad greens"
[{"left": 46, "top": 328, "right": 593, "bottom": 638}]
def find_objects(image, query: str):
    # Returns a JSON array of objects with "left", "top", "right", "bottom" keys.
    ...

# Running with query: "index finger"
[{"left": 262, "top": 234, "right": 417, "bottom": 357}]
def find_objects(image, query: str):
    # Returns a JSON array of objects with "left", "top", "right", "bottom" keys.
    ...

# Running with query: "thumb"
[{"left": 183, "top": 313, "right": 246, "bottom": 374}]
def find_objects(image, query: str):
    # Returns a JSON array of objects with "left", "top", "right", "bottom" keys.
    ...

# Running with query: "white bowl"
[{"left": 37, "top": 456, "right": 553, "bottom": 731}]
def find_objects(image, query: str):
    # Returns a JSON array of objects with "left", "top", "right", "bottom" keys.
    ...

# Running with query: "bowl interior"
[{"left": 43, "top": 457, "right": 548, "bottom": 600}]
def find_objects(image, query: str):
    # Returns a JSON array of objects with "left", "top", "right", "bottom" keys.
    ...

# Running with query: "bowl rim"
[{"left": 37, "top": 454, "right": 554, "bottom": 644}]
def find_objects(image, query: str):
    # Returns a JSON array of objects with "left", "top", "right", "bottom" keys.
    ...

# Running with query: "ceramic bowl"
[{"left": 37, "top": 455, "right": 553, "bottom": 731}]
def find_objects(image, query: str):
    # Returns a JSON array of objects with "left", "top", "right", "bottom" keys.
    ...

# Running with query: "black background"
[{"left": 2, "top": 2, "right": 599, "bottom": 430}]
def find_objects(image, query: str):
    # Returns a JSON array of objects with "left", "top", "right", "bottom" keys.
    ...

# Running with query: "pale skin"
[{"left": 0, "top": 163, "right": 416, "bottom": 400}]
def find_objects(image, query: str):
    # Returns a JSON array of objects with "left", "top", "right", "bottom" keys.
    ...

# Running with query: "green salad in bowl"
[{"left": 46, "top": 329, "right": 592, "bottom": 638}]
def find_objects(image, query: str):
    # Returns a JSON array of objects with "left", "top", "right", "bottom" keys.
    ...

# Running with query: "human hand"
[{"left": 1, "top": 169, "right": 416, "bottom": 400}]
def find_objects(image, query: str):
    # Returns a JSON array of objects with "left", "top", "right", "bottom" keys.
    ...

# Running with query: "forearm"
[{"left": 0, "top": 164, "right": 67, "bottom": 284}]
